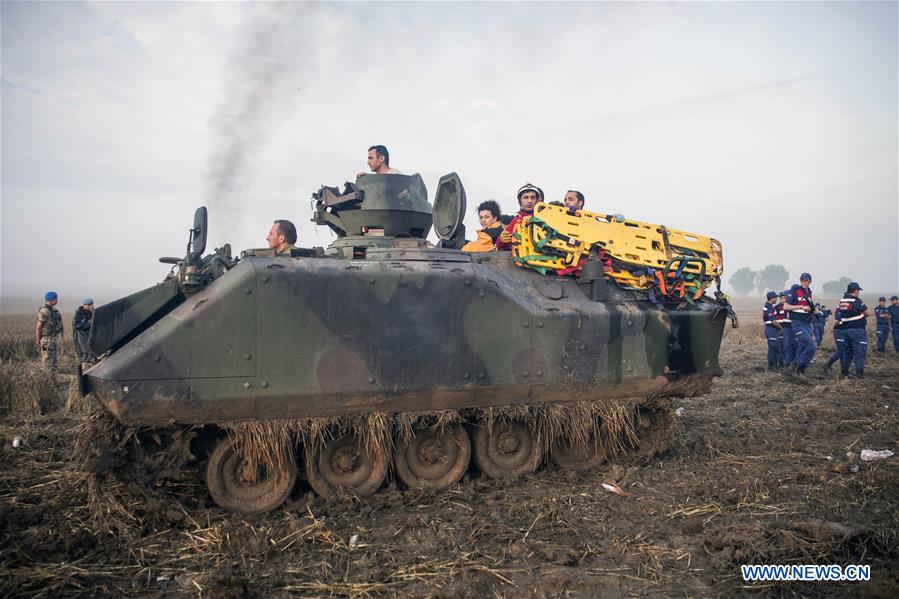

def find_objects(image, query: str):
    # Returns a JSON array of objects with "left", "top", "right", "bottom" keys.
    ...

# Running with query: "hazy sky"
[{"left": 2, "top": 1, "right": 897, "bottom": 306}]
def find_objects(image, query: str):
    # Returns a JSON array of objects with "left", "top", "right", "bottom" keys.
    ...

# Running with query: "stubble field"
[{"left": 0, "top": 308, "right": 896, "bottom": 597}]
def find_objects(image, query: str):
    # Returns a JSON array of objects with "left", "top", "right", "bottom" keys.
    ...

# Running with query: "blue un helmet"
[
  {"left": 44, "top": 291, "right": 58, "bottom": 301},
  {"left": 83, "top": 298, "right": 94, "bottom": 305},
  {"left": 766, "top": 291, "right": 777, "bottom": 300}
]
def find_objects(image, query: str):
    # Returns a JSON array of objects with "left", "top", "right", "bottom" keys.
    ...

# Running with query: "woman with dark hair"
[{"left": 461, "top": 199, "right": 504, "bottom": 252}]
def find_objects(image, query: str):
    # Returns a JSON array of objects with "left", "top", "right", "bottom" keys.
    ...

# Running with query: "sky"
[{"left": 1, "top": 1, "right": 897, "bottom": 310}]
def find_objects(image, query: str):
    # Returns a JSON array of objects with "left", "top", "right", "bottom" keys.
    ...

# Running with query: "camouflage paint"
[{"left": 88, "top": 246, "right": 726, "bottom": 426}]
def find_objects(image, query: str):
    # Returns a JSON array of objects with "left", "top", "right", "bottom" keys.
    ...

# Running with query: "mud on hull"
[{"left": 78, "top": 378, "right": 709, "bottom": 513}]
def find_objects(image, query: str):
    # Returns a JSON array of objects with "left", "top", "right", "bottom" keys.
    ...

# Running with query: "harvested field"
[{"left": 0, "top": 311, "right": 897, "bottom": 597}]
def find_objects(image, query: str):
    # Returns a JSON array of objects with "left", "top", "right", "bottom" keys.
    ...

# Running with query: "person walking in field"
[
  {"left": 889, "top": 295, "right": 899, "bottom": 352},
  {"left": 72, "top": 298, "right": 95, "bottom": 366},
  {"left": 774, "top": 292, "right": 788, "bottom": 368},
  {"left": 822, "top": 311, "right": 852, "bottom": 376},
  {"left": 835, "top": 282, "right": 871, "bottom": 378},
  {"left": 874, "top": 297, "right": 890, "bottom": 352},
  {"left": 35, "top": 291, "right": 64, "bottom": 375},
  {"left": 762, "top": 291, "right": 782, "bottom": 370},
  {"left": 783, "top": 273, "right": 816, "bottom": 378}
]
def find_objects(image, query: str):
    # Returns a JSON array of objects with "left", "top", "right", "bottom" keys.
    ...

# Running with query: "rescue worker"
[
  {"left": 778, "top": 290, "right": 795, "bottom": 369},
  {"left": 267, "top": 219, "right": 297, "bottom": 256},
  {"left": 358, "top": 145, "right": 401, "bottom": 176},
  {"left": 496, "top": 183, "right": 543, "bottom": 251},
  {"left": 820, "top": 304, "right": 832, "bottom": 333},
  {"left": 874, "top": 297, "right": 890, "bottom": 352},
  {"left": 35, "top": 291, "right": 64, "bottom": 375},
  {"left": 773, "top": 292, "right": 789, "bottom": 368},
  {"left": 823, "top": 310, "right": 851, "bottom": 375},
  {"left": 889, "top": 295, "right": 899, "bottom": 352},
  {"left": 836, "top": 282, "right": 871, "bottom": 378},
  {"left": 812, "top": 303, "right": 825, "bottom": 346},
  {"left": 72, "top": 298, "right": 95, "bottom": 366},
  {"left": 563, "top": 190, "right": 585, "bottom": 213},
  {"left": 783, "top": 273, "right": 816, "bottom": 378},
  {"left": 762, "top": 291, "right": 782, "bottom": 370},
  {"left": 461, "top": 200, "right": 504, "bottom": 252}
]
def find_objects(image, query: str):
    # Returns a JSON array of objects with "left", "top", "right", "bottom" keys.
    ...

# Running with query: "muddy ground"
[{"left": 0, "top": 309, "right": 897, "bottom": 597}]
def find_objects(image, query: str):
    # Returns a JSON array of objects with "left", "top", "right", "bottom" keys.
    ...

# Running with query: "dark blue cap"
[
  {"left": 766, "top": 291, "right": 777, "bottom": 300},
  {"left": 879, "top": 296, "right": 886, "bottom": 301},
  {"left": 800, "top": 272, "right": 812, "bottom": 281},
  {"left": 780, "top": 290, "right": 788, "bottom": 296},
  {"left": 892, "top": 295, "right": 898, "bottom": 301},
  {"left": 847, "top": 282, "right": 862, "bottom": 292},
  {"left": 44, "top": 291, "right": 58, "bottom": 301}
]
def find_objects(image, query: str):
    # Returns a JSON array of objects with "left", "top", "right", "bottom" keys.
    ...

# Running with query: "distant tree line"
[
  {"left": 728, "top": 266, "right": 851, "bottom": 297},
  {"left": 728, "top": 265, "right": 789, "bottom": 297}
]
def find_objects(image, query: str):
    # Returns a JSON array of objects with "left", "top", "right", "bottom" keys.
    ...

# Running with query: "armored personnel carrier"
[{"left": 81, "top": 173, "right": 731, "bottom": 513}]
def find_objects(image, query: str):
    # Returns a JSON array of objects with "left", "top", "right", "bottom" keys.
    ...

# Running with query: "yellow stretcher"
[{"left": 513, "top": 203, "right": 724, "bottom": 298}]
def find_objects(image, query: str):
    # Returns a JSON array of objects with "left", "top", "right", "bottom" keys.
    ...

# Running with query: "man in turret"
[
  {"left": 358, "top": 145, "right": 401, "bottom": 176},
  {"left": 35, "top": 291, "right": 64, "bottom": 375},
  {"left": 267, "top": 220, "right": 297, "bottom": 256}
]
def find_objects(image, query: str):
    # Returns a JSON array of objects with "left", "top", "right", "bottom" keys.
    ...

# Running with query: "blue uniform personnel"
[
  {"left": 785, "top": 274, "right": 816, "bottom": 374},
  {"left": 762, "top": 292, "right": 781, "bottom": 369},
  {"left": 812, "top": 304, "right": 830, "bottom": 346},
  {"left": 836, "top": 284, "right": 869, "bottom": 377},
  {"left": 823, "top": 316, "right": 851, "bottom": 373},
  {"left": 773, "top": 300, "right": 788, "bottom": 367},
  {"left": 889, "top": 296, "right": 899, "bottom": 351},
  {"left": 778, "top": 293, "right": 795, "bottom": 368},
  {"left": 874, "top": 298, "right": 890, "bottom": 351}
]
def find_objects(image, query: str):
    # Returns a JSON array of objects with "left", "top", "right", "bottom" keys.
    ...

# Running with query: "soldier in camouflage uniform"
[
  {"left": 266, "top": 220, "right": 297, "bottom": 256},
  {"left": 35, "top": 291, "right": 64, "bottom": 374}
]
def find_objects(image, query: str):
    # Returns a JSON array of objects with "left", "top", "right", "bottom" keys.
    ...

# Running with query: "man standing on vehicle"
[
  {"left": 35, "top": 291, "right": 63, "bottom": 375},
  {"left": 563, "top": 190, "right": 585, "bottom": 213},
  {"left": 496, "top": 182, "right": 543, "bottom": 251},
  {"left": 462, "top": 200, "right": 504, "bottom": 252},
  {"left": 783, "top": 273, "right": 816, "bottom": 378}
]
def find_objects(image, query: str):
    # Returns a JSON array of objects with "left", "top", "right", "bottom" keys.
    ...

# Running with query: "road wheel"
[
  {"left": 395, "top": 424, "right": 470, "bottom": 491},
  {"left": 473, "top": 420, "right": 542, "bottom": 479},
  {"left": 206, "top": 436, "right": 296, "bottom": 514},
  {"left": 305, "top": 434, "right": 388, "bottom": 499},
  {"left": 551, "top": 436, "right": 608, "bottom": 471}
]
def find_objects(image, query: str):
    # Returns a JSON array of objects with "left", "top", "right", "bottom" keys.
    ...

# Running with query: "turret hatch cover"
[{"left": 432, "top": 172, "right": 466, "bottom": 241}]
